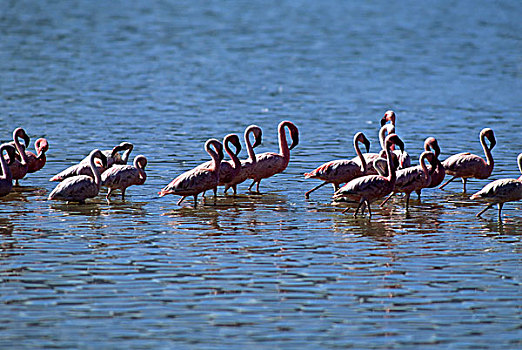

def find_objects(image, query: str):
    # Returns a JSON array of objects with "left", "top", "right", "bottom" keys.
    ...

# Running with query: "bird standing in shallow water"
[
  {"left": 380, "top": 110, "right": 411, "bottom": 169},
  {"left": 48, "top": 149, "right": 108, "bottom": 204},
  {"left": 26, "top": 138, "right": 49, "bottom": 174},
  {"left": 8, "top": 128, "right": 30, "bottom": 186},
  {"left": 333, "top": 134, "right": 405, "bottom": 218},
  {"left": 247, "top": 121, "right": 299, "bottom": 193},
  {"left": 158, "top": 139, "right": 224, "bottom": 208},
  {"left": 101, "top": 155, "right": 147, "bottom": 204},
  {"left": 0, "top": 144, "right": 18, "bottom": 197},
  {"left": 304, "top": 132, "right": 371, "bottom": 198},
  {"left": 440, "top": 128, "right": 496, "bottom": 192},
  {"left": 470, "top": 153, "right": 522, "bottom": 220}
]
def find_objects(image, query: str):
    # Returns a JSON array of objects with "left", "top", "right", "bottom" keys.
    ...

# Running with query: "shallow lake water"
[{"left": 1, "top": 0, "right": 521, "bottom": 349}]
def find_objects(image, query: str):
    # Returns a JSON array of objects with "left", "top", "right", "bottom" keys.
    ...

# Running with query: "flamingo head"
[
  {"left": 380, "top": 110, "right": 396, "bottom": 127},
  {"left": 133, "top": 155, "right": 148, "bottom": 170},
  {"left": 13, "top": 127, "right": 31, "bottom": 148},
  {"left": 92, "top": 149, "right": 108, "bottom": 169},
  {"left": 423, "top": 151, "right": 438, "bottom": 175},
  {"left": 225, "top": 134, "right": 242, "bottom": 156},
  {"left": 206, "top": 139, "right": 224, "bottom": 162},
  {"left": 385, "top": 133, "right": 404, "bottom": 154},
  {"left": 35, "top": 138, "right": 49, "bottom": 157},
  {"left": 481, "top": 128, "right": 496, "bottom": 149},
  {"left": 111, "top": 142, "right": 134, "bottom": 157},
  {"left": 355, "top": 132, "right": 371, "bottom": 153},
  {"left": 424, "top": 137, "right": 440, "bottom": 158}
]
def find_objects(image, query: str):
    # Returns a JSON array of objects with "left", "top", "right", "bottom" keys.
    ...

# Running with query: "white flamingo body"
[{"left": 48, "top": 149, "right": 108, "bottom": 203}]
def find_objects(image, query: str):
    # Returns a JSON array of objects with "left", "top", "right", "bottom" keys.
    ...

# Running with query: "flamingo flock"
[{"left": 2, "top": 113, "right": 521, "bottom": 221}]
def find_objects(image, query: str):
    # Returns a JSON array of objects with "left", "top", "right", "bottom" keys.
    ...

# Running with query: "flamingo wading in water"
[
  {"left": 440, "top": 128, "right": 496, "bottom": 192},
  {"left": 158, "top": 139, "right": 224, "bottom": 208},
  {"left": 333, "top": 134, "right": 405, "bottom": 218},
  {"left": 304, "top": 132, "right": 371, "bottom": 198},
  {"left": 470, "top": 153, "right": 522, "bottom": 220},
  {"left": 196, "top": 134, "right": 242, "bottom": 197},
  {"left": 224, "top": 125, "right": 263, "bottom": 195},
  {"left": 101, "top": 155, "right": 148, "bottom": 204},
  {"left": 247, "top": 121, "right": 299, "bottom": 193},
  {"left": 0, "top": 144, "right": 18, "bottom": 197},
  {"left": 380, "top": 110, "right": 411, "bottom": 169},
  {"left": 8, "top": 128, "right": 31, "bottom": 186},
  {"left": 48, "top": 149, "right": 108, "bottom": 204},
  {"left": 352, "top": 124, "right": 399, "bottom": 176},
  {"left": 26, "top": 138, "right": 49, "bottom": 174}
]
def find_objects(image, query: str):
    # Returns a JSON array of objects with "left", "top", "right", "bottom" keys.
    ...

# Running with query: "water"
[{"left": 1, "top": 0, "right": 521, "bottom": 348}]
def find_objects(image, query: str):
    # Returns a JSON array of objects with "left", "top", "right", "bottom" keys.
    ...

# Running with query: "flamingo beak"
[
  {"left": 233, "top": 137, "right": 242, "bottom": 156},
  {"left": 289, "top": 126, "right": 299, "bottom": 150},
  {"left": 488, "top": 134, "right": 496, "bottom": 149},
  {"left": 23, "top": 133, "right": 31, "bottom": 148},
  {"left": 380, "top": 117, "right": 387, "bottom": 127},
  {"left": 363, "top": 137, "right": 371, "bottom": 153},
  {"left": 98, "top": 153, "right": 108, "bottom": 168},
  {"left": 252, "top": 131, "right": 263, "bottom": 148}
]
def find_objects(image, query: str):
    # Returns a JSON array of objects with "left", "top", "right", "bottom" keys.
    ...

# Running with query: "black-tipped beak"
[
  {"left": 23, "top": 133, "right": 30, "bottom": 148},
  {"left": 380, "top": 117, "right": 387, "bottom": 127},
  {"left": 363, "top": 138, "right": 371, "bottom": 153},
  {"left": 289, "top": 127, "right": 299, "bottom": 150}
]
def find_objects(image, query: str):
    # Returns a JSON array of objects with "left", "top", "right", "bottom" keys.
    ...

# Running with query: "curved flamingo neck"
[
  {"left": 419, "top": 152, "right": 430, "bottom": 181},
  {"left": 354, "top": 137, "right": 367, "bottom": 173},
  {"left": 517, "top": 154, "right": 522, "bottom": 176},
  {"left": 0, "top": 146, "right": 12, "bottom": 181},
  {"left": 278, "top": 123, "right": 290, "bottom": 160},
  {"left": 206, "top": 142, "right": 221, "bottom": 173},
  {"left": 385, "top": 145, "right": 396, "bottom": 184},
  {"left": 13, "top": 131, "right": 28, "bottom": 165},
  {"left": 122, "top": 146, "right": 133, "bottom": 163},
  {"left": 480, "top": 133, "right": 494, "bottom": 169},
  {"left": 245, "top": 128, "right": 257, "bottom": 163},
  {"left": 89, "top": 153, "right": 102, "bottom": 187},
  {"left": 225, "top": 139, "right": 241, "bottom": 170},
  {"left": 379, "top": 125, "right": 395, "bottom": 150}
]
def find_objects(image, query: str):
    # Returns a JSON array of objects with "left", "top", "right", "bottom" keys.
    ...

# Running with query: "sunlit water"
[{"left": 1, "top": 0, "right": 521, "bottom": 349}]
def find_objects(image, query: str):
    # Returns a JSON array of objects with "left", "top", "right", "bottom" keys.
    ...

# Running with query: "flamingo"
[
  {"left": 380, "top": 110, "right": 411, "bottom": 168},
  {"left": 48, "top": 149, "right": 108, "bottom": 204},
  {"left": 440, "top": 128, "right": 496, "bottom": 192},
  {"left": 247, "top": 121, "right": 299, "bottom": 193},
  {"left": 380, "top": 151, "right": 438, "bottom": 211},
  {"left": 422, "top": 137, "right": 445, "bottom": 189},
  {"left": 332, "top": 134, "right": 404, "bottom": 218},
  {"left": 196, "top": 134, "right": 242, "bottom": 197},
  {"left": 0, "top": 144, "right": 17, "bottom": 197},
  {"left": 50, "top": 141, "right": 133, "bottom": 182},
  {"left": 304, "top": 132, "right": 371, "bottom": 198},
  {"left": 470, "top": 153, "right": 522, "bottom": 220},
  {"left": 223, "top": 125, "right": 263, "bottom": 195},
  {"left": 352, "top": 124, "right": 399, "bottom": 175},
  {"left": 26, "top": 138, "right": 49, "bottom": 173},
  {"left": 101, "top": 155, "right": 147, "bottom": 204},
  {"left": 8, "top": 128, "right": 30, "bottom": 186},
  {"left": 158, "top": 139, "right": 224, "bottom": 208}
]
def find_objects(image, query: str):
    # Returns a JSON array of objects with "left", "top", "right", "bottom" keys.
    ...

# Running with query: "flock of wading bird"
[{"left": 1, "top": 111, "right": 521, "bottom": 220}]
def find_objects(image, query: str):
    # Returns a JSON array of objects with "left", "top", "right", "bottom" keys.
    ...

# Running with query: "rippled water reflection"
[{"left": 1, "top": 0, "right": 521, "bottom": 349}]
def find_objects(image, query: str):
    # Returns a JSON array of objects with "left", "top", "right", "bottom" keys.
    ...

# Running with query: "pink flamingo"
[
  {"left": 470, "top": 153, "right": 522, "bottom": 220},
  {"left": 26, "top": 138, "right": 49, "bottom": 173},
  {"left": 247, "top": 121, "right": 299, "bottom": 193},
  {"left": 380, "top": 151, "right": 438, "bottom": 211},
  {"left": 380, "top": 110, "right": 411, "bottom": 168},
  {"left": 101, "top": 155, "right": 147, "bottom": 204},
  {"left": 304, "top": 132, "right": 371, "bottom": 198},
  {"left": 333, "top": 134, "right": 404, "bottom": 218},
  {"left": 158, "top": 139, "right": 224, "bottom": 208},
  {"left": 8, "top": 128, "right": 30, "bottom": 186},
  {"left": 50, "top": 142, "right": 133, "bottom": 181},
  {"left": 352, "top": 124, "right": 399, "bottom": 175},
  {"left": 422, "top": 137, "right": 445, "bottom": 189},
  {"left": 196, "top": 134, "right": 242, "bottom": 197},
  {"left": 0, "top": 144, "right": 17, "bottom": 197},
  {"left": 440, "top": 128, "right": 496, "bottom": 192},
  {"left": 48, "top": 149, "right": 108, "bottom": 204},
  {"left": 223, "top": 125, "right": 263, "bottom": 195}
]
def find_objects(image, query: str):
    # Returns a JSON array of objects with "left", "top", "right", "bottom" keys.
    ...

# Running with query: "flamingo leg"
[
  {"left": 14, "top": 179, "right": 20, "bottom": 187},
  {"left": 353, "top": 199, "right": 365, "bottom": 217},
  {"left": 201, "top": 190, "right": 206, "bottom": 198},
  {"left": 193, "top": 194, "right": 198, "bottom": 208},
  {"left": 232, "top": 185, "right": 237, "bottom": 196},
  {"left": 439, "top": 176, "right": 457, "bottom": 190},
  {"left": 305, "top": 182, "right": 327, "bottom": 198},
  {"left": 462, "top": 178, "right": 467, "bottom": 192},
  {"left": 498, "top": 203, "right": 504, "bottom": 220},
  {"left": 177, "top": 196, "right": 186, "bottom": 206},
  {"left": 213, "top": 187, "right": 217, "bottom": 197},
  {"left": 106, "top": 188, "right": 113, "bottom": 205},
  {"left": 405, "top": 192, "right": 411, "bottom": 212},
  {"left": 380, "top": 192, "right": 395, "bottom": 207},
  {"left": 476, "top": 203, "right": 493, "bottom": 217},
  {"left": 248, "top": 180, "right": 256, "bottom": 192},
  {"left": 366, "top": 200, "right": 372, "bottom": 218},
  {"left": 333, "top": 183, "right": 340, "bottom": 191},
  {"left": 416, "top": 189, "right": 422, "bottom": 200},
  {"left": 121, "top": 188, "right": 126, "bottom": 201},
  {"left": 256, "top": 180, "right": 261, "bottom": 193}
]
